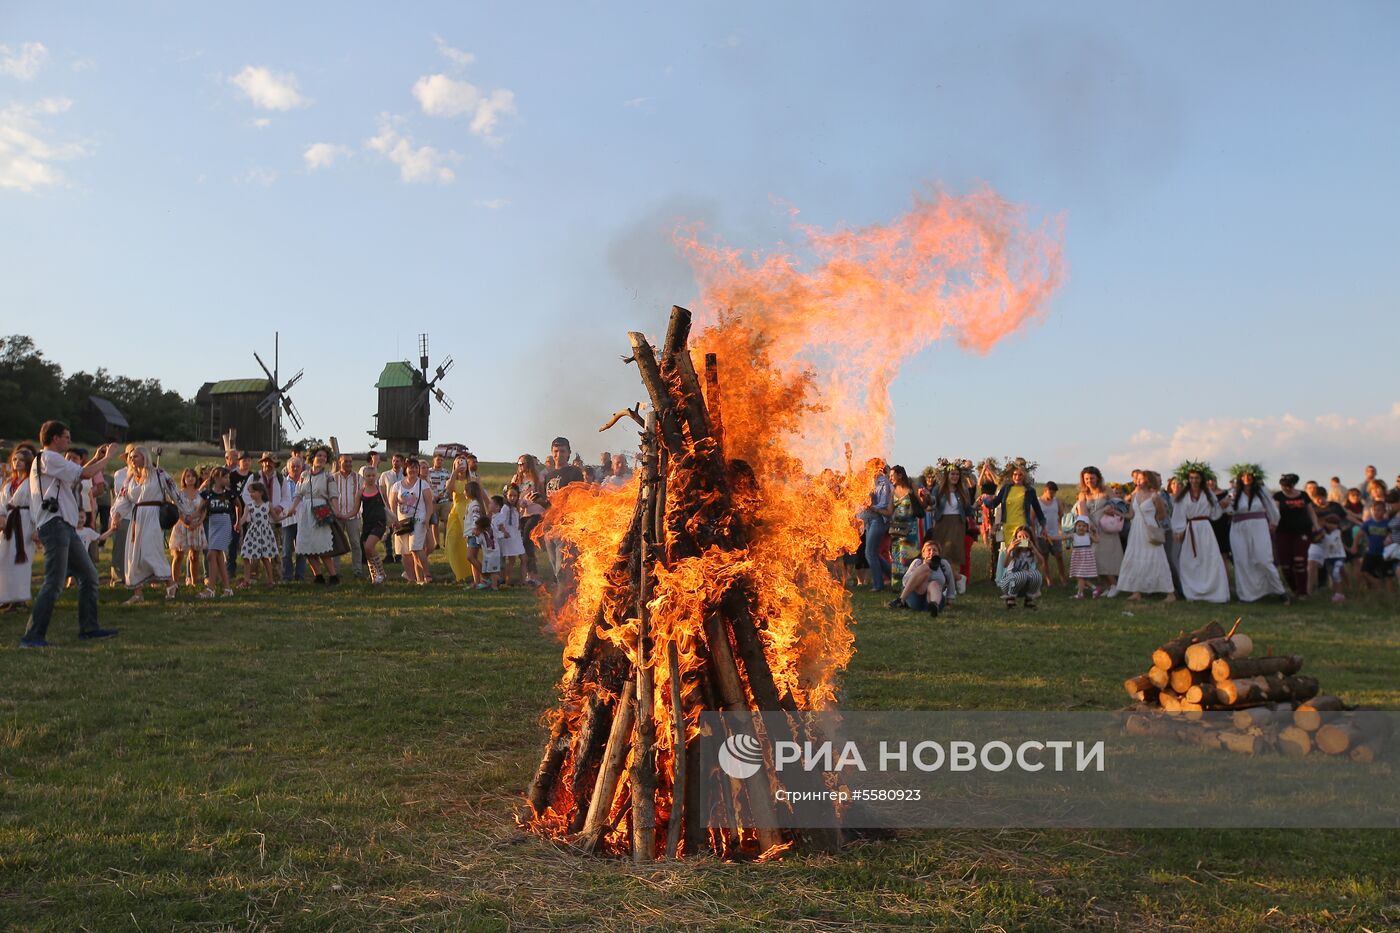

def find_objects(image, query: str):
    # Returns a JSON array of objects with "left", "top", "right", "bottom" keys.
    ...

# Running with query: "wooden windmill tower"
[{"left": 370, "top": 333, "right": 454, "bottom": 454}]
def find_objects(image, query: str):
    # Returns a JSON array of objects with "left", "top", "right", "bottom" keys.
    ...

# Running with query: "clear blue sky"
[{"left": 4, "top": 2, "right": 1398, "bottom": 481}]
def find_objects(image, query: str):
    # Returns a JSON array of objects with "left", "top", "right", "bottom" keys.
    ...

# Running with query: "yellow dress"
[{"left": 445, "top": 482, "right": 471, "bottom": 582}]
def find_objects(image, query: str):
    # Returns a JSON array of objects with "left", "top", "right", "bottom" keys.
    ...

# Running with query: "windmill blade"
[
  {"left": 281, "top": 369, "right": 304, "bottom": 392},
  {"left": 283, "top": 396, "right": 305, "bottom": 431},
  {"left": 408, "top": 386, "right": 433, "bottom": 414},
  {"left": 256, "top": 391, "right": 281, "bottom": 416},
  {"left": 253, "top": 352, "right": 276, "bottom": 382},
  {"left": 434, "top": 387, "right": 454, "bottom": 412},
  {"left": 432, "top": 356, "right": 454, "bottom": 383}
]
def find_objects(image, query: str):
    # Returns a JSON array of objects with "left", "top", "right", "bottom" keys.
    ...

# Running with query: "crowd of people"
[
  {"left": 0, "top": 423, "right": 623, "bottom": 645},
  {"left": 860, "top": 457, "right": 1400, "bottom": 616},
  {"left": 3, "top": 419, "right": 1396, "bottom": 645}
]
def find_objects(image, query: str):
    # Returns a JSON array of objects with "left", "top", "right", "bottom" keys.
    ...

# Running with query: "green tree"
[{"left": 0, "top": 335, "right": 71, "bottom": 440}]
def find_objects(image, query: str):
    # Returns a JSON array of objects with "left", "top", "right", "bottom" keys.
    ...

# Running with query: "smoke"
[{"left": 1013, "top": 23, "right": 1184, "bottom": 198}]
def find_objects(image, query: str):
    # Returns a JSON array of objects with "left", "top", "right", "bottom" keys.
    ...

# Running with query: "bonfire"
[{"left": 521, "top": 190, "right": 1065, "bottom": 860}]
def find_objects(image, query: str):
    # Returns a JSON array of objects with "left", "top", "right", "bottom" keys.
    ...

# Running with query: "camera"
[{"left": 40, "top": 496, "right": 60, "bottom": 514}]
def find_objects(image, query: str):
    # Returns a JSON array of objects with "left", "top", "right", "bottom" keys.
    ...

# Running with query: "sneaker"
[
  {"left": 196, "top": 587, "right": 215, "bottom": 599},
  {"left": 1104, "top": 586, "right": 1119, "bottom": 598},
  {"left": 19, "top": 638, "right": 49, "bottom": 648},
  {"left": 1072, "top": 591, "right": 1084, "bottom": 600},
  {"left": 1091, "top": 587, "right": 1101, "bottom": 599},
  {"left": 887, "top": 597, "right": 905, "bottom": 609},
  {"left": 1331, "top": 592, "right": 1346, "bottom": 603},
  {"left": 221, "top": 588, "right": 234, "bottom": 597},
  {"left": 78, "top": 628, "right": 119, "bottom": 641},
  {"left": 474, "top": 582, "right": 491, "bottom": 590}
]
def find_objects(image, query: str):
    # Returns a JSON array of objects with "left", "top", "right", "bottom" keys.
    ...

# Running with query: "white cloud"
[
  {"left": 474, "top": 198, "right": 509, "bottom": 210},
  {"left": 623, "top": 96, "right": 654, "bottom": 108},
  {"left": 304, "top": 142, "right": 352, "bottom": 171},
  {"left": 71, "top": 57, "right": 97, "bottom": 73},
  {"left": 1106, "top": 402, "right": 1400, "bottom": 481},
  {"left": 238, "top": 167, "right": 278, "bottom": 187},
  {"left": 250, "top": 117, "right": 271, "bottom": 129},
  {"left": 0, "top": 97, "right": 88, "bottom": 192},
  {"left": 434, "top": 36, "right": 476, "bottom": 69},
  {"left": 230, "top": 65, "right": 310, "bottom": 111},
  {"left": 1, "top": 41, "right": 48, "bottom": 80},
  {"left": 412, "top": 73, "right": 516, "bottom": 141},
  {"left": 365, "top": 118, "right": 456, "bottom": 184}
]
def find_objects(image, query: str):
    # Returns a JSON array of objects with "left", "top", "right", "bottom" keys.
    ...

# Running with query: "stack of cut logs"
[{"left": 1122, "top": 620, "right": 1392, "bottom": 761}]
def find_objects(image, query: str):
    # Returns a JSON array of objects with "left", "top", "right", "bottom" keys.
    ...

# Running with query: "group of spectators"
[
  {"left": 861, "top": 458, "right": 1400, "bottom": 616},
  {"left": 0, "top": 422, "right": 620, "bottom": 646}
]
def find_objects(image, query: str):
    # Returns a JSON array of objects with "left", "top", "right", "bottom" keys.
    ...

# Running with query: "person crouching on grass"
[
  {"left": 888, "top": 539, "right": 956, "bottom": 618},
  {"left": 236, "top": 482, "right": 281, "bottom": 588},
  {"left": 1000, "top": 526, "right": 1044, "bottom": 610}
]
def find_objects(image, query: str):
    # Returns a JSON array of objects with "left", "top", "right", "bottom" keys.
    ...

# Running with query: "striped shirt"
[{"left": 333, "top": 470, "right": 363, "bottom": 518}]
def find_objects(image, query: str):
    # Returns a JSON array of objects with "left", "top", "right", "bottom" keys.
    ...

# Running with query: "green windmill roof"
[
  {"left": 209, "top": 378, "right": 272, "bottom": 395},
  {"left": 376, "top": 361, "right": 422, "bottom": 389}
]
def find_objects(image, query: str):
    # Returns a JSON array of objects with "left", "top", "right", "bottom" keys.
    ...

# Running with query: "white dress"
[
  {"left": 0, "top": 478, "right": 36, "bottom": 604},
  {"left": 294, "top": 469, "right": 336, "bottom": 557},
  {"left": 1170, "top": 491, "right": 1230, "bottom": 602},
  {"left": 1116, "top": 493, "right": 1174, "bottom": 594},
  {"left": 111, "top": 470, "right": 175, "bottom": 588},
  {"left": 493, "top": 505, "right": 526, "bottom": 558},
  {"left": 1227, "top": 487, "right": 1287, "bottom": 602},
  {"left": 393, "top": 478, "right": 430, "bottom": 555}
]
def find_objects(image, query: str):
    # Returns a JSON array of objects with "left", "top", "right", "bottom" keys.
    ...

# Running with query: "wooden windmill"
[{"left": 371, "top": 333, "right": 454, "bottom": 454}]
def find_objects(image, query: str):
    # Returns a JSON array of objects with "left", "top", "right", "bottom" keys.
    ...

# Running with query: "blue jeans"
[
  {"left": 24, "top": 520, "right": 101, "bottom": 642},
  {"left": 904, "top": 589, "right": 947, "bottom": 612},
  {"left": 280, "top": 524, "right": 307, "bottom": 581},
  {"left": 865, "top": 516, "right": 891, "bottom": 591}
]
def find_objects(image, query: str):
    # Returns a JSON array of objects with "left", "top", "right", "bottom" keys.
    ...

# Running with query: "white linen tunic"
[
  {"left": 1226, "top": 488, "right": 1287, "bottom": 602},
  {"left": 0, "top": 478, "right": 36, "bottom": 603},
  {"left": 1169, "top": 491, "right": 1230, "bottom": 602},
  {"left": 111, "top": 470, "right": 175, "bottom": 587},
  {"left": 1117, "top": 493, "right": 1175, "bottom": 594}
]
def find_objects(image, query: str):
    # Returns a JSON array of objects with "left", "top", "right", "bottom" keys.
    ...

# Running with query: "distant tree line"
[{"left": 0, "top": 335, "right": 196, "bottom": 442}]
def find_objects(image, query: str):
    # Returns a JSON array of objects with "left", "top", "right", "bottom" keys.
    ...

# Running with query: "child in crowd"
[
  {"left": 472, "top": 513, "right": 500, "bottom": 590},
  {"left": 200, "top": 467, "right": 237, "bottom": 597},
  {"left": 237, "top": 481, "right": 280, "bottom": 588},
  {"left": 492, "top": 487, "right": 527, "bottom": 586},
  {"left": 999, "top": 526, "right": 1043, "bottom": 609},
  {"left": 1307, "top": 513, "right": 1348, "bottom": 602},
  {"left": 1360, "top": 500, "right": 1393, "bottom": 592},
  {"left": 1069, "top": 515, "right": 1100, "bottom": 599}
]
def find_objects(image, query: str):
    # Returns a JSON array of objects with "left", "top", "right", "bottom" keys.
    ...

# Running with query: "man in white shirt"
[
  {"left": 22, "top": 421, "right": 119, "bottom": 647},
  {"left": 332, "top": 454, "right": 365, "bottom": 577}
]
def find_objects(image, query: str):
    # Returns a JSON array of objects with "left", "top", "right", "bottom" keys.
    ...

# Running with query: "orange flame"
[{"left": 529, "top": 186, "right": 1064, "bottom": 857}]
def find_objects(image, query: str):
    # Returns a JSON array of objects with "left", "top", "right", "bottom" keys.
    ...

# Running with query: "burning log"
[{"left": 525, "top": 306, "right": 846, "bottom": 859}]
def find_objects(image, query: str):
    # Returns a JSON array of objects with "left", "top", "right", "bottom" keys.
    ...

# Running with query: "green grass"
[{"left": 1, "top": 544, "right": 1397, "bottom": 931}]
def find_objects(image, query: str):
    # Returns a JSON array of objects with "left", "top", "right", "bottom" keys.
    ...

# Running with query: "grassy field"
[{"left": 1, "top": 540, "right": 1398, "bottom": 931}]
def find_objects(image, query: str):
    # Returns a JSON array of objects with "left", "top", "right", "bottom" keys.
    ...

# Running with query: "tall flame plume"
[{"left": 524, "top": 187, "right": 1064, "bottom": 859}]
